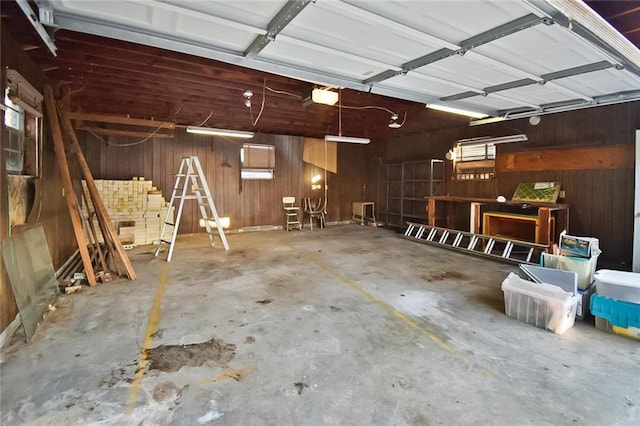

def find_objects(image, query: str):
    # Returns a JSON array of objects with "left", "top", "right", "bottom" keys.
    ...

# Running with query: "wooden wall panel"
[
  {"left": 1, "top": 28, "right": 77, "bottom": 332},
  {"left": 86, "top": 129, "right": 366, "bottom": 234},
  {"left": 380, "top": 101, "right": 640, "bottom": 268},
  {"left": 496, "top": 145, "right": 634, "bottom": 172}
]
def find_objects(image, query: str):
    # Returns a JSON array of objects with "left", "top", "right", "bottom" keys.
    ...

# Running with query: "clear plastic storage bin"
[{"left": 501, "top": 273, "right": 580, "bottom": 335}]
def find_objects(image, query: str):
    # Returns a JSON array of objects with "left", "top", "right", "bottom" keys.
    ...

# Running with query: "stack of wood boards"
[
  {"left": 44, "top": 84, "right": 136, "bottom": 285},
  {"left": 81, "top": 178, "right": 174, "bottom": 246}
]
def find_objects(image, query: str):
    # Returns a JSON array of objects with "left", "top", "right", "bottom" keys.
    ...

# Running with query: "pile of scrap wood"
[{"left": 44, "top": 85, "right": 136, "bottom": 286}]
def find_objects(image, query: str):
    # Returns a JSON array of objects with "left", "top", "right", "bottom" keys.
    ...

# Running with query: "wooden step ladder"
[
  {"left": 155, "top": 156, "right": 230, "bottom": 262},
  {"left": 402, "top": 222, "right": 548, "bottom": 265}
]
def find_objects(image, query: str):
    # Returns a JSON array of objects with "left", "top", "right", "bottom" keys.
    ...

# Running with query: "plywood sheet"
[
  {"left": 303, "top": 138, "right": 337, "bottom": 174},
  {"left": 1, "top": 225, "right": 59, "bottom": 340},
  {"left": 8, "top": 175, "right": 30, "bottom": 227}
]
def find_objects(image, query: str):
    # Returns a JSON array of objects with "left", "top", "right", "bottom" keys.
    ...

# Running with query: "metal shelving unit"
[{"left": 378, "top": 159, "right": 444, "bottom": 228}]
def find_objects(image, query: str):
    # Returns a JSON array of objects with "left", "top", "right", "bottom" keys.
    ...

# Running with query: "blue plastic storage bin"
[{"left": 590, "top": 294, "right": 640, "bottom": 329}]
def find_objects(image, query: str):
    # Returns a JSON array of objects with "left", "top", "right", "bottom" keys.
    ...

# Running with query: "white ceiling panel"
[
  {"left": 558, "top": 69, "right": 640, "bottom": 97},
  {"left": 260, "top": 39, "right": 388, "bottom": 80},
  {"left": 281, "top": 5, "right": 443, "bottom": 67},
  {"left": 58, "top": 0, "right": 154, "bottom": 27},
  {"left": 417, "top": 55, "right": 524, "bottom": 89},
  {"left": 174, "top": 15, "right": 256, "bottom": 51},
  {"left": 345, "top": 0, "right": 532, "bottom": 44},
  {"left": 447, "top": 95, "right": 519, "bottom": 113},
  {"left": 155, "top": 0, "right": 288, "bottom": 29},
  {"left": 383, "top": 74, "right": 466, "bottom": 99},
  {"left": 474, "top": 24, "right": 609, "bottom": 76},
  {"left": 499, "top": 84, "right": 577, "bottom": 106},
  {"left": 460, "top": 95, "right": 524, "bottom": 111},
  {"left": 42, "top": 0, "right": 640, "bottom": 118}
]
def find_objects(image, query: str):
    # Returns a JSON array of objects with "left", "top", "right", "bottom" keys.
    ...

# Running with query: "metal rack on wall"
[{"left": 377, "top": 159, "right": 445, "bottom": 228}]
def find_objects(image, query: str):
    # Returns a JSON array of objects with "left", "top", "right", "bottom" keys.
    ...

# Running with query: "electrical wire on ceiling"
[
  {"left": 330, "top": 102, "right": 406, "bottom": 128},
  {"left": 60, "top": 84, "right": 86, "bottom": 103},
  {"left": 196, "top": 110, "right": 214, "bottom": 127},
  {"left": 248, "top": 79, "right": 267, "bottom": 127},
  {"left": 265, "top": 85, "right": 301, "bottom": 98},
  {"left": 86, "top": 125, "right": 166, "bottom": 146}
]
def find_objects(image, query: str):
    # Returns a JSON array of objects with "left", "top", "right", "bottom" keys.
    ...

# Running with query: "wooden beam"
[
  {"left": 66, "top": 112, "right": 175, "bottom": 129},
  {"left": 76, "top": 126, "right": 174, "bottom": 139},
  {"left": 495, "top": 144, "right": 634, "bottom": 173},
  {"left": 59, "top": 108, "right": 138, "bottom": 280},
  {"left": 43, "top": 85, "right": 98, "bottom": 286}
]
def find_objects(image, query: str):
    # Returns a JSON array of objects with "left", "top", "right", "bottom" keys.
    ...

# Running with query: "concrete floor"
[{"left": 1, "top": 225, "right": 639, "bottom": 425}]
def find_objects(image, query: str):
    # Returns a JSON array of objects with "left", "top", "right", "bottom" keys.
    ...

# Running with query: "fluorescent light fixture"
[
  {"left": 426, "top": 104, "right": 488, "bottom": 119},
  {"left": 325, "top": 135, "right": 370, "bottom": 144},
  {"left": 457, "top": 134, "right": 528, "bottom": 145},
  {"left": 312, "top": 88, "right": 339, "bottom": 106},
  {"left": 311, "top": 174, "right": 322, "bottom": 183},
  {"left": 241, "top": 169, "right": 274, "bottom": 180},
  {"left": 468, "top": 116, "right": 506, "bottom": 126},
  {"left": 187, "top": 126, "right": 254, "bottom": 138}
]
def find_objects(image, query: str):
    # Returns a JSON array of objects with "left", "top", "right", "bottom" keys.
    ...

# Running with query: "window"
[
  {"left": 3, "top": 70, "right": 43, "bottom": 176},
  {"left": 451, "top": 134, "right": 527, "bottom": 181},
  {"left": 240, "top": 143, "right": 275, "bottom": 180},
  {"left": 4, "top": 91, "right": 25, "bottom": 173}
]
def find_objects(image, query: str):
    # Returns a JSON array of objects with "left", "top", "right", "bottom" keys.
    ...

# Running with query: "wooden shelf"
[{"left": 482, "top": 212, "right": 555, "bottom": 244}]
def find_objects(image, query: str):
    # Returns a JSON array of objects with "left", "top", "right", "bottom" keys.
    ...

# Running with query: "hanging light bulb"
[
  {"left": 243, "top": 90, "right": 253, "bottom": 108},
  {"left": 388, "top": 112, "right": 406, "bottom": 129},
  {"left": 388, "top": 113, "right": 400, "bottom": 128}
]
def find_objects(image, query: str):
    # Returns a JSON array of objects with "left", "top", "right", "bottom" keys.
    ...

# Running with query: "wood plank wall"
[
  {"left": 1, "top": 28, "right": 76, "bottom": 332},
  {"left": 82, "top": 130, "right": 366, "bottom": 233},
  {"left": 379, "top": 101, "right": 640, "bottom": 269}
]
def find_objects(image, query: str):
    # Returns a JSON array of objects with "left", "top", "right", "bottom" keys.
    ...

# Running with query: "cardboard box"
[{"left": 559, "top": 233, "right": 600, "bottom": 258}]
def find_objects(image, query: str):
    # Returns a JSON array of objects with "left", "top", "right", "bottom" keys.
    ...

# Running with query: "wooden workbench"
[{"left": 425, "top": 196, "right": 569, "bottom": 246}]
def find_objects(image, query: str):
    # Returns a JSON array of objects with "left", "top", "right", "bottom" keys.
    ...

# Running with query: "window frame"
[
  {"left": 451, "top": 135, "right": 527, "bottom": 181},
  {"left": 240, "top": 143, "right": 275, "bottom": 180},
  {"left": 3, "top": 70, "right": 43, "bottom": 177}
]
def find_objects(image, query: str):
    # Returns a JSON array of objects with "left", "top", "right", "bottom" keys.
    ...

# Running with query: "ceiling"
[{"left": 2, "top": 0, "right": 640, "bottom": 141}]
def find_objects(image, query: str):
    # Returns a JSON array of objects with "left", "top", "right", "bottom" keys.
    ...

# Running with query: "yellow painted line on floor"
[
  {"left": 286, "top": 242, "right": 493, "bottom": 378},
  {"left": 127, "top": 262, "right": 171, "bottom": 414}
]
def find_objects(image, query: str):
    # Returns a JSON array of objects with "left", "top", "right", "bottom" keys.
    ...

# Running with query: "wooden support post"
[
  {"left": 43, "top": 85, "right": 97, "bottom": 286},
  {"left": 538, "top": 207, "right": 551, "bottom": 246},
  {"left": 57, "top": 98, "right": 137, "bottom": 280},
  {"left": 428, "top": 197, "right": 436, "bottom": 226}
]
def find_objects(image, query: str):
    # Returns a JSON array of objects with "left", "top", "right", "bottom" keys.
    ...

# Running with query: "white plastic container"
[
  {"left": 501, "top": 272, "right": 580, "bottom": 335},
  {"left": 594, "top": 269, "right": 640, "bottom": 304},
  {"left": 541, "top": 253, "right": 597, "bottom": 291}
]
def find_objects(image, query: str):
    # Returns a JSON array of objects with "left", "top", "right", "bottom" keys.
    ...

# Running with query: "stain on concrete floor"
[
  {"left": 421, "top": 271, "right": 468, "bottom": 281},
  {"left": 152, "top": 381, "right": 188, "bottom": 403},
  {"left": 294, "top": 382, "right": 309, "bottom": 395},
  {"left": 148, "top": 338, "right": 236, "bottom": 373}
]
